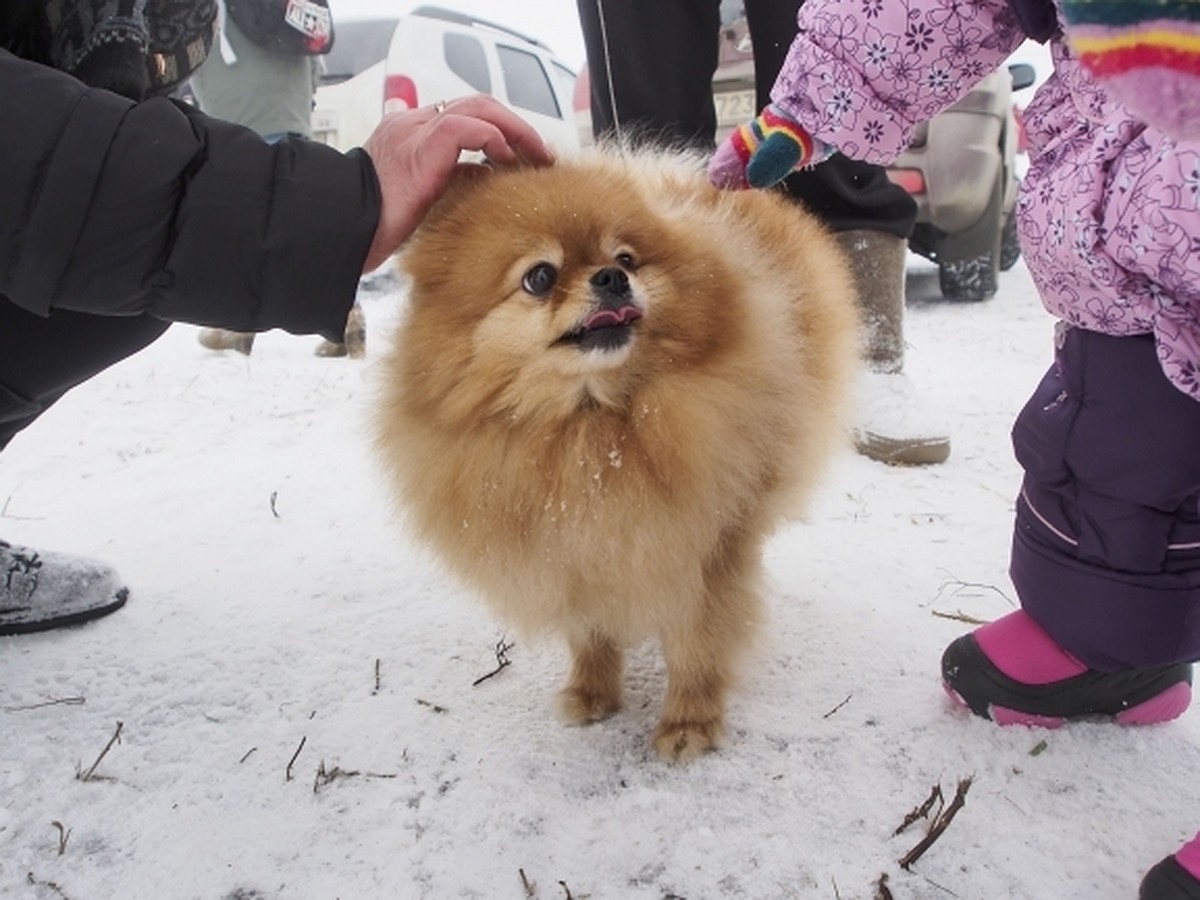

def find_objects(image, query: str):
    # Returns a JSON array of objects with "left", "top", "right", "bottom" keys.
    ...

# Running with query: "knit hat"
[{"left": 1061, "top": 0, "right": 1200, "bottom": 140}]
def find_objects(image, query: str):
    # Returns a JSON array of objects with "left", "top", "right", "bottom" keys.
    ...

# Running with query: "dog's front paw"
[
  {"left": 652, "top": 719, "right": 723, "bottom": 763},
  {"left": 557, "top": 686, "right": 622, "bottom": 725}
]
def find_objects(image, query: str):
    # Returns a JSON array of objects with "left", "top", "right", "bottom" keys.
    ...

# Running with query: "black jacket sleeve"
[{"left": 0, "top": 49, "right": 381, "bottom": 340}]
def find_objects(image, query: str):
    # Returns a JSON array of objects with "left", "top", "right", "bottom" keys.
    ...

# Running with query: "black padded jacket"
[{"left": 0, "top": 49, "right": 380, "bottom": 341}]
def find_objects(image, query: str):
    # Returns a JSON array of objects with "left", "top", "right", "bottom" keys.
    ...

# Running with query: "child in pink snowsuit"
[{"left": 711, "top": 1, "right": 1200, "bottom": 896}]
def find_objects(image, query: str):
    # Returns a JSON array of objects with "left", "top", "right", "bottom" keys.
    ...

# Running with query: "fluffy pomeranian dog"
[{"left": 375, "top": 149, "right": 858, "bottom": 762}]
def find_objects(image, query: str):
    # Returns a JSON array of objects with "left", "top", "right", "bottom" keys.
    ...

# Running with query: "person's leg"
[
  {"left": 0, "top": 300, "right": 170, "bottom": 451},
  {"left": 575, "top": 0, "right": 721, "bottom": 148},
  {"left": 949, "top": 329, "right": 1200, "bottom": 896},
  {"left": 746, "top": 0, "right": 950, "bottom": 465},
  {"left": 0, "top": 300, "right": 168, "bottom": 633},
  {"left": 942, "top": 328, "right": 1200, "bottom": 725}
]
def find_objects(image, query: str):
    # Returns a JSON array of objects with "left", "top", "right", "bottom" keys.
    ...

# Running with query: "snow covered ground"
[{"left": 2, "top": 257, "right": 1198, "bottom": 900}]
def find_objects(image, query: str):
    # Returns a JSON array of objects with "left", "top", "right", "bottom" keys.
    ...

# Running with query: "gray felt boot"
[
  {"left": 198, "top": 328, "right": 255, "bottom": 355},
  {"left": 315, "top": 302, "right": 367, "bottom": 358},
  {"left": 0, "top": 540, "right": 128, "bottom": 635},
  {"left": 835, "top": 229, "right": 951, "bottom": 466}
]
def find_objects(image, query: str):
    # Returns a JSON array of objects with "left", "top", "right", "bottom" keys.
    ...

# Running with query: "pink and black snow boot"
[
  {"left": 941, "top": 611, "right": 1193, "bottom": 727},
  {"left": 1141, "top": 832, "right": 1200, "bottom": 900}
]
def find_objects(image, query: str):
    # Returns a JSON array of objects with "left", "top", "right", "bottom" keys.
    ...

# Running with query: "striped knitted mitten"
[
  {"left": 1062, "top": 0, "right": 1200, "bottom": 139},
  {"left": 708, "top": 103, "right": 833, "bottom": 190}
]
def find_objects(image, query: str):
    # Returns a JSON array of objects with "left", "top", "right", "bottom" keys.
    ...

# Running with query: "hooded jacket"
[{"left": 770, "top": 0, "right": 1200, "bottom": 402}]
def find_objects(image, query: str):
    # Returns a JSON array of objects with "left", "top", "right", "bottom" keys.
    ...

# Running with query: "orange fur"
[{"left": 375, "top": 149, "right": 858, "bottom": 762}]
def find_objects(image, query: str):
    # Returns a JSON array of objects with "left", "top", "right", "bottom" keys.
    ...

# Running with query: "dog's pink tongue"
[{"left": 585, "top": 305, "right": 642, "bottom": 329}]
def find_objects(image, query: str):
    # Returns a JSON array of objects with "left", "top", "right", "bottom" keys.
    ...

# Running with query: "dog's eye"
[
  {"left": 521, "top": 262, "right": 558, "bottom": 297},
  {"left": 615, "top": 251, "right": 637, "bottom": 270}
]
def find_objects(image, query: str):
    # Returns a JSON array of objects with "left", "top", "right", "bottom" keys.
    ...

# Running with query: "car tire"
[
  {"left": 938, "top": 250, "right": 999, "bottom": 302},
  {"left": 999, "top": 209, "right": 1021, "bottom": 271}
]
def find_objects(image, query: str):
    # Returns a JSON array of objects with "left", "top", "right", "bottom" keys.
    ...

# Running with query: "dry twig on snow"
[
  {"left": 76, "top": 721, "right": 123, "bottom": 782},
  {"left": 51, "top": 821, "right": 70, "bottom": 856},
  {"left": 898, "top": 777, "right": 974, "bottom": 870},
  {"left": 26, "top": 872, "right": 71, "bottom": 899},
  {"left": 822, "top": 694, "right": 853, "bottom": 719},
  {"left": 894, "top": 784, "right": 944, "bottom": 836},
  {"left": 472, "top": 637, "right": 515, "bottom": 686},
  {"left": 3, "top": 696, "right": 85, "bottom": 713},
  {"left": 285, "top": 735, "right": 306, "bottom": 782},
  {"left": 519, "top": 868, "right": 536, "bottom": 897}
]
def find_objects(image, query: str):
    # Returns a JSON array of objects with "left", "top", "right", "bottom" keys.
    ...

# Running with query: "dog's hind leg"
[{"left": 558, "top": 628, "right": 624, "bottom": 725}]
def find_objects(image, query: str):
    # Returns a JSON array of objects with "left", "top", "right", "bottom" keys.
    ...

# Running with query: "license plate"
[{"left": 714, "top": 89, "right": 757, "bottom": 126}]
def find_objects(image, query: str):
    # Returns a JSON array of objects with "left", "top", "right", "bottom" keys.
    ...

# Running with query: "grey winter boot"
[
  {"left": 0, "top": 540, "right": 128, "bottom": 635},
  {"left": 198, "top": 328, "right": 255, "bottom": 355},
  {"left": 314, "top": 302, "right": 366, "bottom": 359},
  {"left": 835, "top": 229, "right": 951, "bottom": 466}
]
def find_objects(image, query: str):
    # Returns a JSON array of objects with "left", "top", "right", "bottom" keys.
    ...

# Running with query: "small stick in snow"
[
  {"left": 822, "top": 694, "right": 853, "bottom": 719},
  {"left": 313, "top": 759, "right": 361, "bottom": 794},
  {"left": 269, "top": 490, "right": 281, "bottom": 518},
  {"left": 51, "top": 820, "right": 71, "bottom": 856},
  {"left": 239, "top": 747, "right": 258, "bottom": 764},
  {"left": 3, "top": 696, "right": 86, "bottom": 713},
  {"left": 416, "top": 699, "right": 448, "bottom": 714},
  {"left": 372, "top": 658, "right": 381, "bottom": 695},
  {"left": 285, "top": 735, "right": 307, "bottom": 782},
  {"left": 472, "top": 637, "right": 515, "bottom": 687},
  {"left": 874, "top": 873, "right": 895, "bottom": 900},
  {"left": 933, "top": 575, "right": 1013, "bottom": 608},
  {"left": 558, "top": 881, "right": 573, "bottom": 900},
  {"left": 519, "top": 868, "right": 536, "bottom": 897},
  {"left": 893, "top": 783, "right": 943, "bottom": 836},
  {"left": 77, "top": 721, "right": 123, "bottom": 782},
  {"left": 1, "top": 495, "right": 43, "bottom": 522},
  {"left": 26, "top": 873, "right": 71, "bottom": 899},
  {"left": 930, "top": 609, "right": 991, "bottom": 626},
  {"left": 898, "top": 777, "right": 974, "bottom": 870}
]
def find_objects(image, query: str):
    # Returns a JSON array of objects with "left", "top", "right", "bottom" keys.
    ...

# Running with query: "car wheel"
[
  {"left": 938, "top": 251, "right": 999, "bottom": 302},
  {"left": 999, "top": 210, "right": 1021, "bottom": 271}
]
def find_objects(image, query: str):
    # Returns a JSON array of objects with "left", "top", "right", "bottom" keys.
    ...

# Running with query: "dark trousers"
[
  {"left": 1011, "top": 327, "right": 1200, "bottom": 671},
  {"left": 574, "top": 0, "right": 917, "bottom": 237},
  {"left": 0, "top": 298, "right": 170, "bottom": 451}
]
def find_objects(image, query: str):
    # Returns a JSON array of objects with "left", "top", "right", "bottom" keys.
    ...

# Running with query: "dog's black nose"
[{"left": 590, "top": 267, "right": 630, "bottom": 297}]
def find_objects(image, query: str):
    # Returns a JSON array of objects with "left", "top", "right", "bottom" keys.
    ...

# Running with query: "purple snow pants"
[{"left": 1011, "top": 324, "right": 1200, "bottom": 672}]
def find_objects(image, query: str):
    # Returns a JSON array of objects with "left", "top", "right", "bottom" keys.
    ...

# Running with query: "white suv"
[{"left": 312, "top": 6, "right": 580, "bottom": 153}]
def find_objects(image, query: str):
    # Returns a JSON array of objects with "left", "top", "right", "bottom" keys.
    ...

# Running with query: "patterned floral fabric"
[{"left": 771, "top": 0, "right": 1200, "bottom": 402}]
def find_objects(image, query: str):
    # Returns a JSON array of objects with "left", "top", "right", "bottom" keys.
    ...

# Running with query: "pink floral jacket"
[{"left": 773, "top": 0, "right": 1200, "bottom": 400}]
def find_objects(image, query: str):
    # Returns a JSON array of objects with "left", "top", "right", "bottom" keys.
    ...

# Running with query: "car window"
[
  {"left": 319, "top": 18, "right": 398, "bottom": 84},
  {"left": 550, "top": 60, "right": 577, "bottom": 97},
  {"left": 443, "top": 32, "right": 492, "bottom": 94},
  {"left": 496, "top": 45, "right": 561, "bottom": 118},
  {"left": 720, "top": 1, "right": 745, "bottom": 24}
]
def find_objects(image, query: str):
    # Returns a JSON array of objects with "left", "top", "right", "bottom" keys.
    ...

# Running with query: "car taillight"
[
  {"left": 886, "top": 168, "right": 926, "bottom": 195},
  {"left": 384, "top": 75, "right": 418, "bottom": 114}
]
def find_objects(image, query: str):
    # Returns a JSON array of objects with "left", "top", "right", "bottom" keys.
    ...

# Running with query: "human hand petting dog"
[
  {"left": 361, "top": 94, "right": 555, "bottom": 272},
  {"left": 707, "top": 102, "right": 834, "bottom": 190}
]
